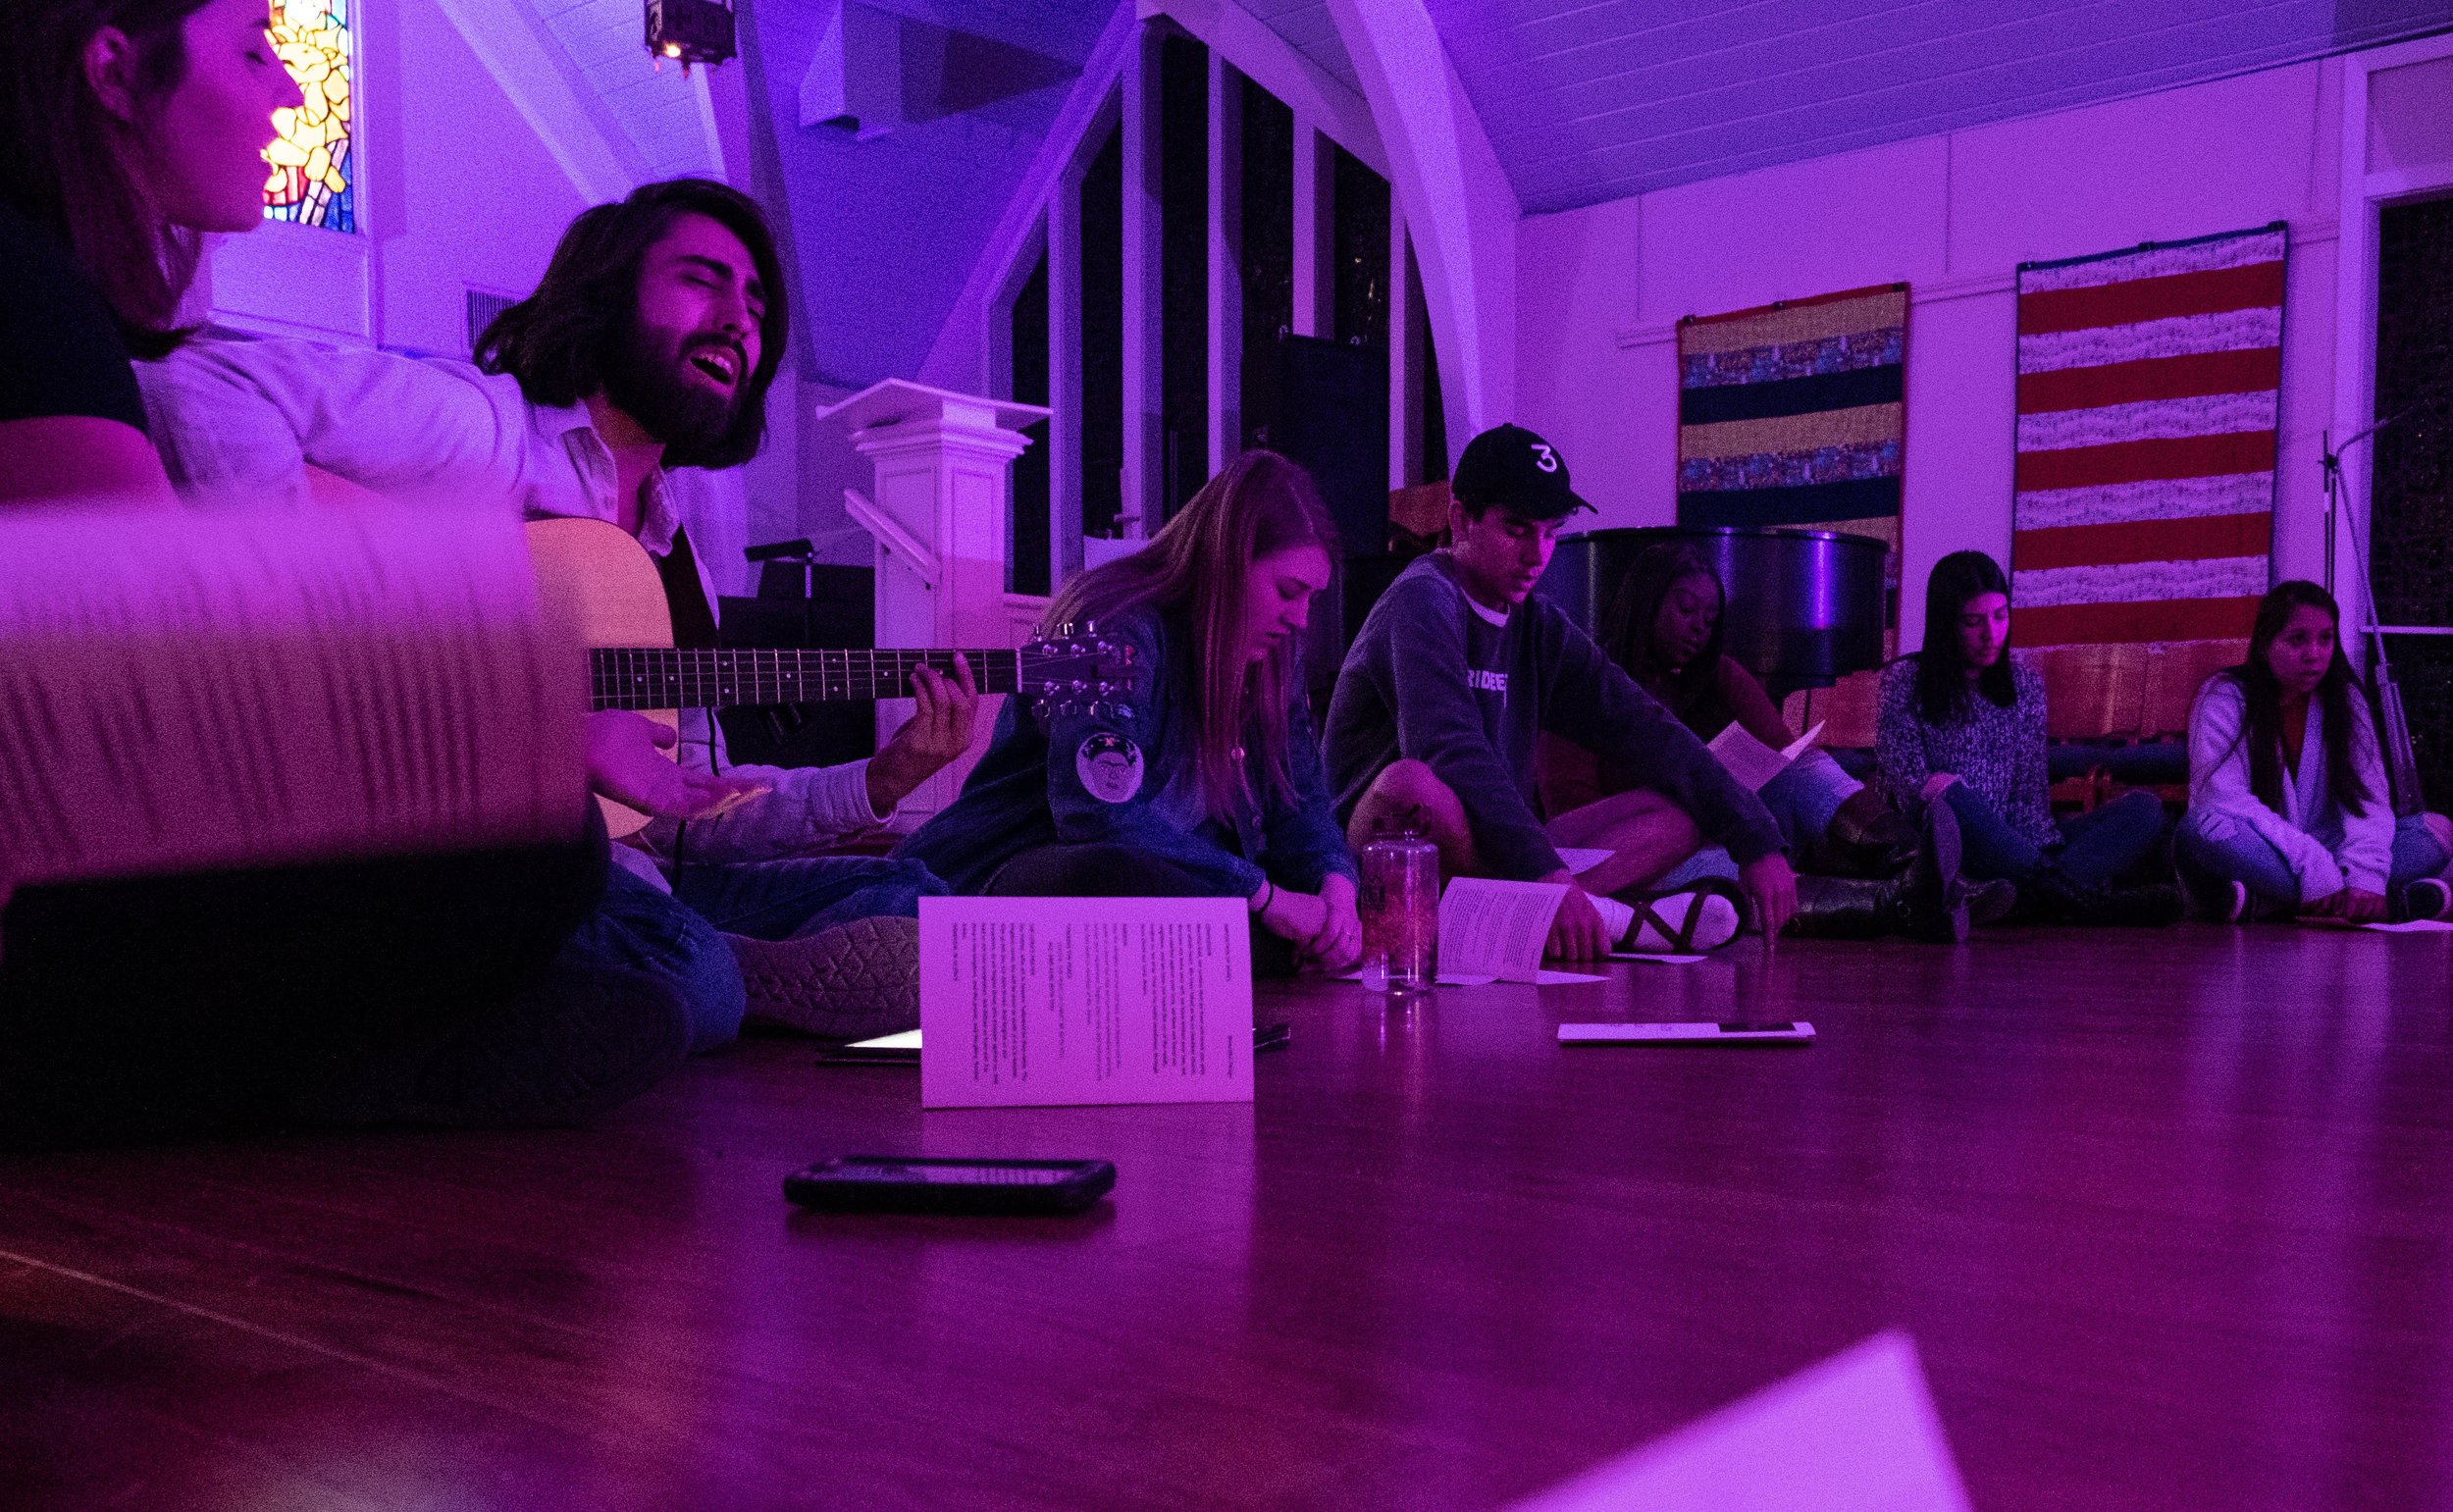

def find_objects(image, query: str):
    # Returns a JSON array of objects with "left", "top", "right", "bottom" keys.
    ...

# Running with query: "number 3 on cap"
[{"left": 1531, "top": 443, "right": 1558, "bottom": 473}]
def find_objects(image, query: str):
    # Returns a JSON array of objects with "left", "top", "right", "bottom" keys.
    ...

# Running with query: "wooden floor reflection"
[{"left": 2, "top": 923, "right": 2447, "bottom": 1511}]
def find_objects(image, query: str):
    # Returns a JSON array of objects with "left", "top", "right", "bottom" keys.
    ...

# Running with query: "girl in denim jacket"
[{"left": 898, "top": 451, "right": 1362, "bottom": 973}]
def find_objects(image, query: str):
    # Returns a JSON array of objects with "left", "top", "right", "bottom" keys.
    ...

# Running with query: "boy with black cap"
[{"left": 1324, "top": 424, "right": 1796, "bottom": 959}]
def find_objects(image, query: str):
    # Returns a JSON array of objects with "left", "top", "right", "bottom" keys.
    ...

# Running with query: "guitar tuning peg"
[{"left": 1112, "top": 703, "right": 1135, "bottom": 720}]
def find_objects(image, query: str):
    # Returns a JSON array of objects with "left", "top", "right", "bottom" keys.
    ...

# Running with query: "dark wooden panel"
[
  {"left": 4, "top": 926, "right": 2453, "bottom": 1509},
  {"left": 2375, "top": 194, "right": 2453, "bottom": 809},
  {"left": 1079, "top": 123, "right": 1125, "bottom": 542},
  {"left": 1236, "top": 71, "right": 1294, "bottom": 457},
  {"left": 1158, "top": 29, "right": 1209, "bottom": 521}
]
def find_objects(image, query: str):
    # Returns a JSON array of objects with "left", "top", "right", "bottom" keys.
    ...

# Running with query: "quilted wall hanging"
[{"left": 1677, "top": 283, "right": 1909, "bottom": 623}]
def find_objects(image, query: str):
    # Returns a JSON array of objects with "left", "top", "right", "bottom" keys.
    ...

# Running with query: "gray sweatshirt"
[{"left": 1324, "top": 551, "right": 1782, "bottom": 880}]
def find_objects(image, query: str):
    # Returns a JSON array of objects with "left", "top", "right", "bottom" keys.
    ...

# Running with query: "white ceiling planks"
[{"left": 1249, "top": 0, "right": 2453, "bottom": 214}]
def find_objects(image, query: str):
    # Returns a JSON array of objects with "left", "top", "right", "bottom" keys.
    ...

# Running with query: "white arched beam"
[
  {"left": 1325, "top": 0, "right": 1516, "bottom": 459},
  {"left": 431, "top": 0, "right": 645, "bottom": 205}
]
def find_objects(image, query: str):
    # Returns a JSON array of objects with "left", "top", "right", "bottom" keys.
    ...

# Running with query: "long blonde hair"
[{"left": 1046, "top": 450, "right": 1337, "bottom": 821}]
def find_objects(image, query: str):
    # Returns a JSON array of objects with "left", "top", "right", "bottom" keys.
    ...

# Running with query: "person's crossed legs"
[
  {"left": 664, "top": 855, "right": 949, "bottom": 1044},
  {"left": 1543, "top": 788, "right": 1703, "bottom": 897},
  {"left": 1345, "top": 758, "right": 1483, "bottom": 878},
  {"left": 1345, "top": 758, "right": 1701, "bottom": 895},
  {"left": 2180, "top": 808, "right": 2453, "bottom": 921}
]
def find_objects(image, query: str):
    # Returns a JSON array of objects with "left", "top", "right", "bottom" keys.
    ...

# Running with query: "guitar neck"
[{"left": 590, "top": 648, "right": 1024, "bottom": 711}]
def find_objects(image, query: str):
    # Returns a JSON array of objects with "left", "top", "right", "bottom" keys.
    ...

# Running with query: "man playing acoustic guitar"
[{"left": 141, "top": 180, "right": 972, "bottom": 1045}]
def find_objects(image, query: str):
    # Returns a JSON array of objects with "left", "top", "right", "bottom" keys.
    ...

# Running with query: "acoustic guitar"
[{"left": 527, "top": 516, "right": 1130, "bottom": 836}]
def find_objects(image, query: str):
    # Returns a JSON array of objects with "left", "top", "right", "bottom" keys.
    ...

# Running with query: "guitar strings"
[{"left": 584, "top": 647, "right": 1107, "bottom": 709}]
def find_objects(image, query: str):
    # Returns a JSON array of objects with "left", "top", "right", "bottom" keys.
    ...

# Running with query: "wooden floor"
[{"left": 4, "top": 924, "right": 2450, "bottom": 1511}]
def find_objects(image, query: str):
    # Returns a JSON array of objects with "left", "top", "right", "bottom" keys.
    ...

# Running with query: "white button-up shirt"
[
  {"left": 137, "top": 336, "right": 887, "bottom": 884},
  {"left": 139, "top": 336, "right": 718, "bottom": 599}
]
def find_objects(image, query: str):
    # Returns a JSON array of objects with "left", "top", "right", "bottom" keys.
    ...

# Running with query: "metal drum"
[{"left": 1537, "top": 525, "right": 1887, "bottom": 694}]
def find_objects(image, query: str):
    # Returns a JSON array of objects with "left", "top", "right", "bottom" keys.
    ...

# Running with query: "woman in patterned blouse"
[{"left": 1875, "top": 551, "right": 2178, "bottom": 924}]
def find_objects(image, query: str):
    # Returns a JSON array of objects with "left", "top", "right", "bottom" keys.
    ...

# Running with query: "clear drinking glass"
[{"left": 1359, "top": 831, "right": 1439, "bottom": 998}]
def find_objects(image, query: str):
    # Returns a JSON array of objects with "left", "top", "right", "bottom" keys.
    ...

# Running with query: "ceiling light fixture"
[{"left": 645, "top": 0, "right": 735, "bottom": 75}]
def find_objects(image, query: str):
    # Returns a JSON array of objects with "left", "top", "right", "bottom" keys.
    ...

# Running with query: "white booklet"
[
  {"left": 1436, "top": 876, "right": 1609, "bottom": 985},
  {"left": 1505, "top": 1330, "right": 1969, "bottom": 1511},
  {"left": 0, "top": 500, "right": 581, "bottom": 886},
  {"left": 917, "top": 896, "right": 1257, "bottom": 1109},
  {"left": 1708, "top": 719, "right": 1826, "bottom": 793}
]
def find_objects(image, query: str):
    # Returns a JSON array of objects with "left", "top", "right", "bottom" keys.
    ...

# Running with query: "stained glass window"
[{"left": 263, "top": 1, "right": 354, "bottom": 233}]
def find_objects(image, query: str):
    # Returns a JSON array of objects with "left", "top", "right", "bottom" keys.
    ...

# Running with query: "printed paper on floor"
[
  {"left": 918, "top": 896, "right": 1256, "bottom": 1109},
  {"left": 1437, "top": 877, "right": 1570, "bottom": 983}
]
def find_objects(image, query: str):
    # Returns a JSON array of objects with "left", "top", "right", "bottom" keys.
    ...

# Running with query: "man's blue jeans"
[
  {"left": 2174, "top": 809, "right": 2448, "bottom": 917},
  {"left": 571, "top": 857, "right": 945, "bottom": 1053},
  {"left": 1945, "top": 783, "right": 2164, "bottom": 890},
  {"left": 1649, "top": 751, "right": 1861, "bottom": 891}
]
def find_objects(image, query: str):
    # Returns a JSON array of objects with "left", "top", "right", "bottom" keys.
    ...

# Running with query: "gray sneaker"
[{"left": 727, "top": 915, "right": 920, "bottom": 1040}]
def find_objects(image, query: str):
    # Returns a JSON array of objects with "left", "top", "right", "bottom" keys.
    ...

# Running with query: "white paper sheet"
[
  {"left": 1706, "top": 719, "right": 1826, "bottom": 793},
  {"left": 0, "top": 501, "right": 581, "bottom": 885},
  {"left": 1336, "top": 967, "right": 1603, "bottom": 987},
  {"left": 847, "top": 1029, "right": 923, "bottom": 1050},
  {"left": 1555, "top": 847, "right": 1613, "bottom": 874},
  {"left": 1437, "top": 876, "right": 1571, "bottom": 983},
  {"left": 1504, "top": 1330, "right": 1970, "bottom": 1512},
  {"left": 1558, "top": 1020, "right": 1813, "bottom": 1043},
  {"left": 2364, "top": 918, "right": 2453, "bottom": 932},
  {"left": 917, "top": 896, "right": 1256, "bottom": 1109},
  {"left": 1339, "top": 969, "right": 1499, "bottom": 987}
]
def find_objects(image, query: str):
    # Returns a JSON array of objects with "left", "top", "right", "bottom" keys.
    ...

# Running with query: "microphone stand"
[{"left": 2323, "top": 399, "right": 2433, "bottom": 816}]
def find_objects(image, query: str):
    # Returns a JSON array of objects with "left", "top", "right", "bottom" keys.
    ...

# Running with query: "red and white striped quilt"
[{"left": 2011, "top": 225, "right": 2284, "bottom": 652}]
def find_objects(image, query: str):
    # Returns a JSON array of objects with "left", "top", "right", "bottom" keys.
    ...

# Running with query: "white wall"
[
  {"left": 1515, "top": 61, "right": 2346, "bottom": 649},
  {"left": 371, "top": 0, "right": 593, "bottom": 354},
  {"left": 208, "top": 0, "right": 594, "bottom": 355}
]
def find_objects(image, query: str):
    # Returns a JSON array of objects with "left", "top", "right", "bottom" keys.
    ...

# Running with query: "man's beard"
[{"left": 600, "top": 317, "right": 741, "bottom": 459}]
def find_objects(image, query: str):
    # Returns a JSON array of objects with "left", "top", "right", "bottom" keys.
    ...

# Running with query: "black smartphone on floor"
[{"left": 783, "top": 1156, "right": 1116, "bottom": 1216}]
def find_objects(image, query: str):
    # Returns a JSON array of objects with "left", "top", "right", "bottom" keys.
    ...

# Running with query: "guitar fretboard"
[{"left": 590, "top": 648, "right": 1025, "bottom": 710}]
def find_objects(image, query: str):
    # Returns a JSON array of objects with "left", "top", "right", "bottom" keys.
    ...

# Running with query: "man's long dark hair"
[
  {"left": 0, "top": 0, "right": 214, "bottom": 357},
  {"left": 2218, "top": 580, "right": 2374, "bottom": 816},
  {"left": 1601, "top": 543, "right": 1730, "bottom": 737},
  {"left": 476, "top": 178, "right": 787, "bottom": 470},
  {"left": 1911, "top": 549, "right": 2017, "bottom": 724}
]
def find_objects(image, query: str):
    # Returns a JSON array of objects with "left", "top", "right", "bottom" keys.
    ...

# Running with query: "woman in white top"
[{"left": 2178, "top": 581, "right": 2452, "bottom": 923}]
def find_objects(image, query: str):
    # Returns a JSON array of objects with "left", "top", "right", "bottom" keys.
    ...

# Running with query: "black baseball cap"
[{"left": 1451, "top": 424, "right": 1594, "bottom": 521}]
